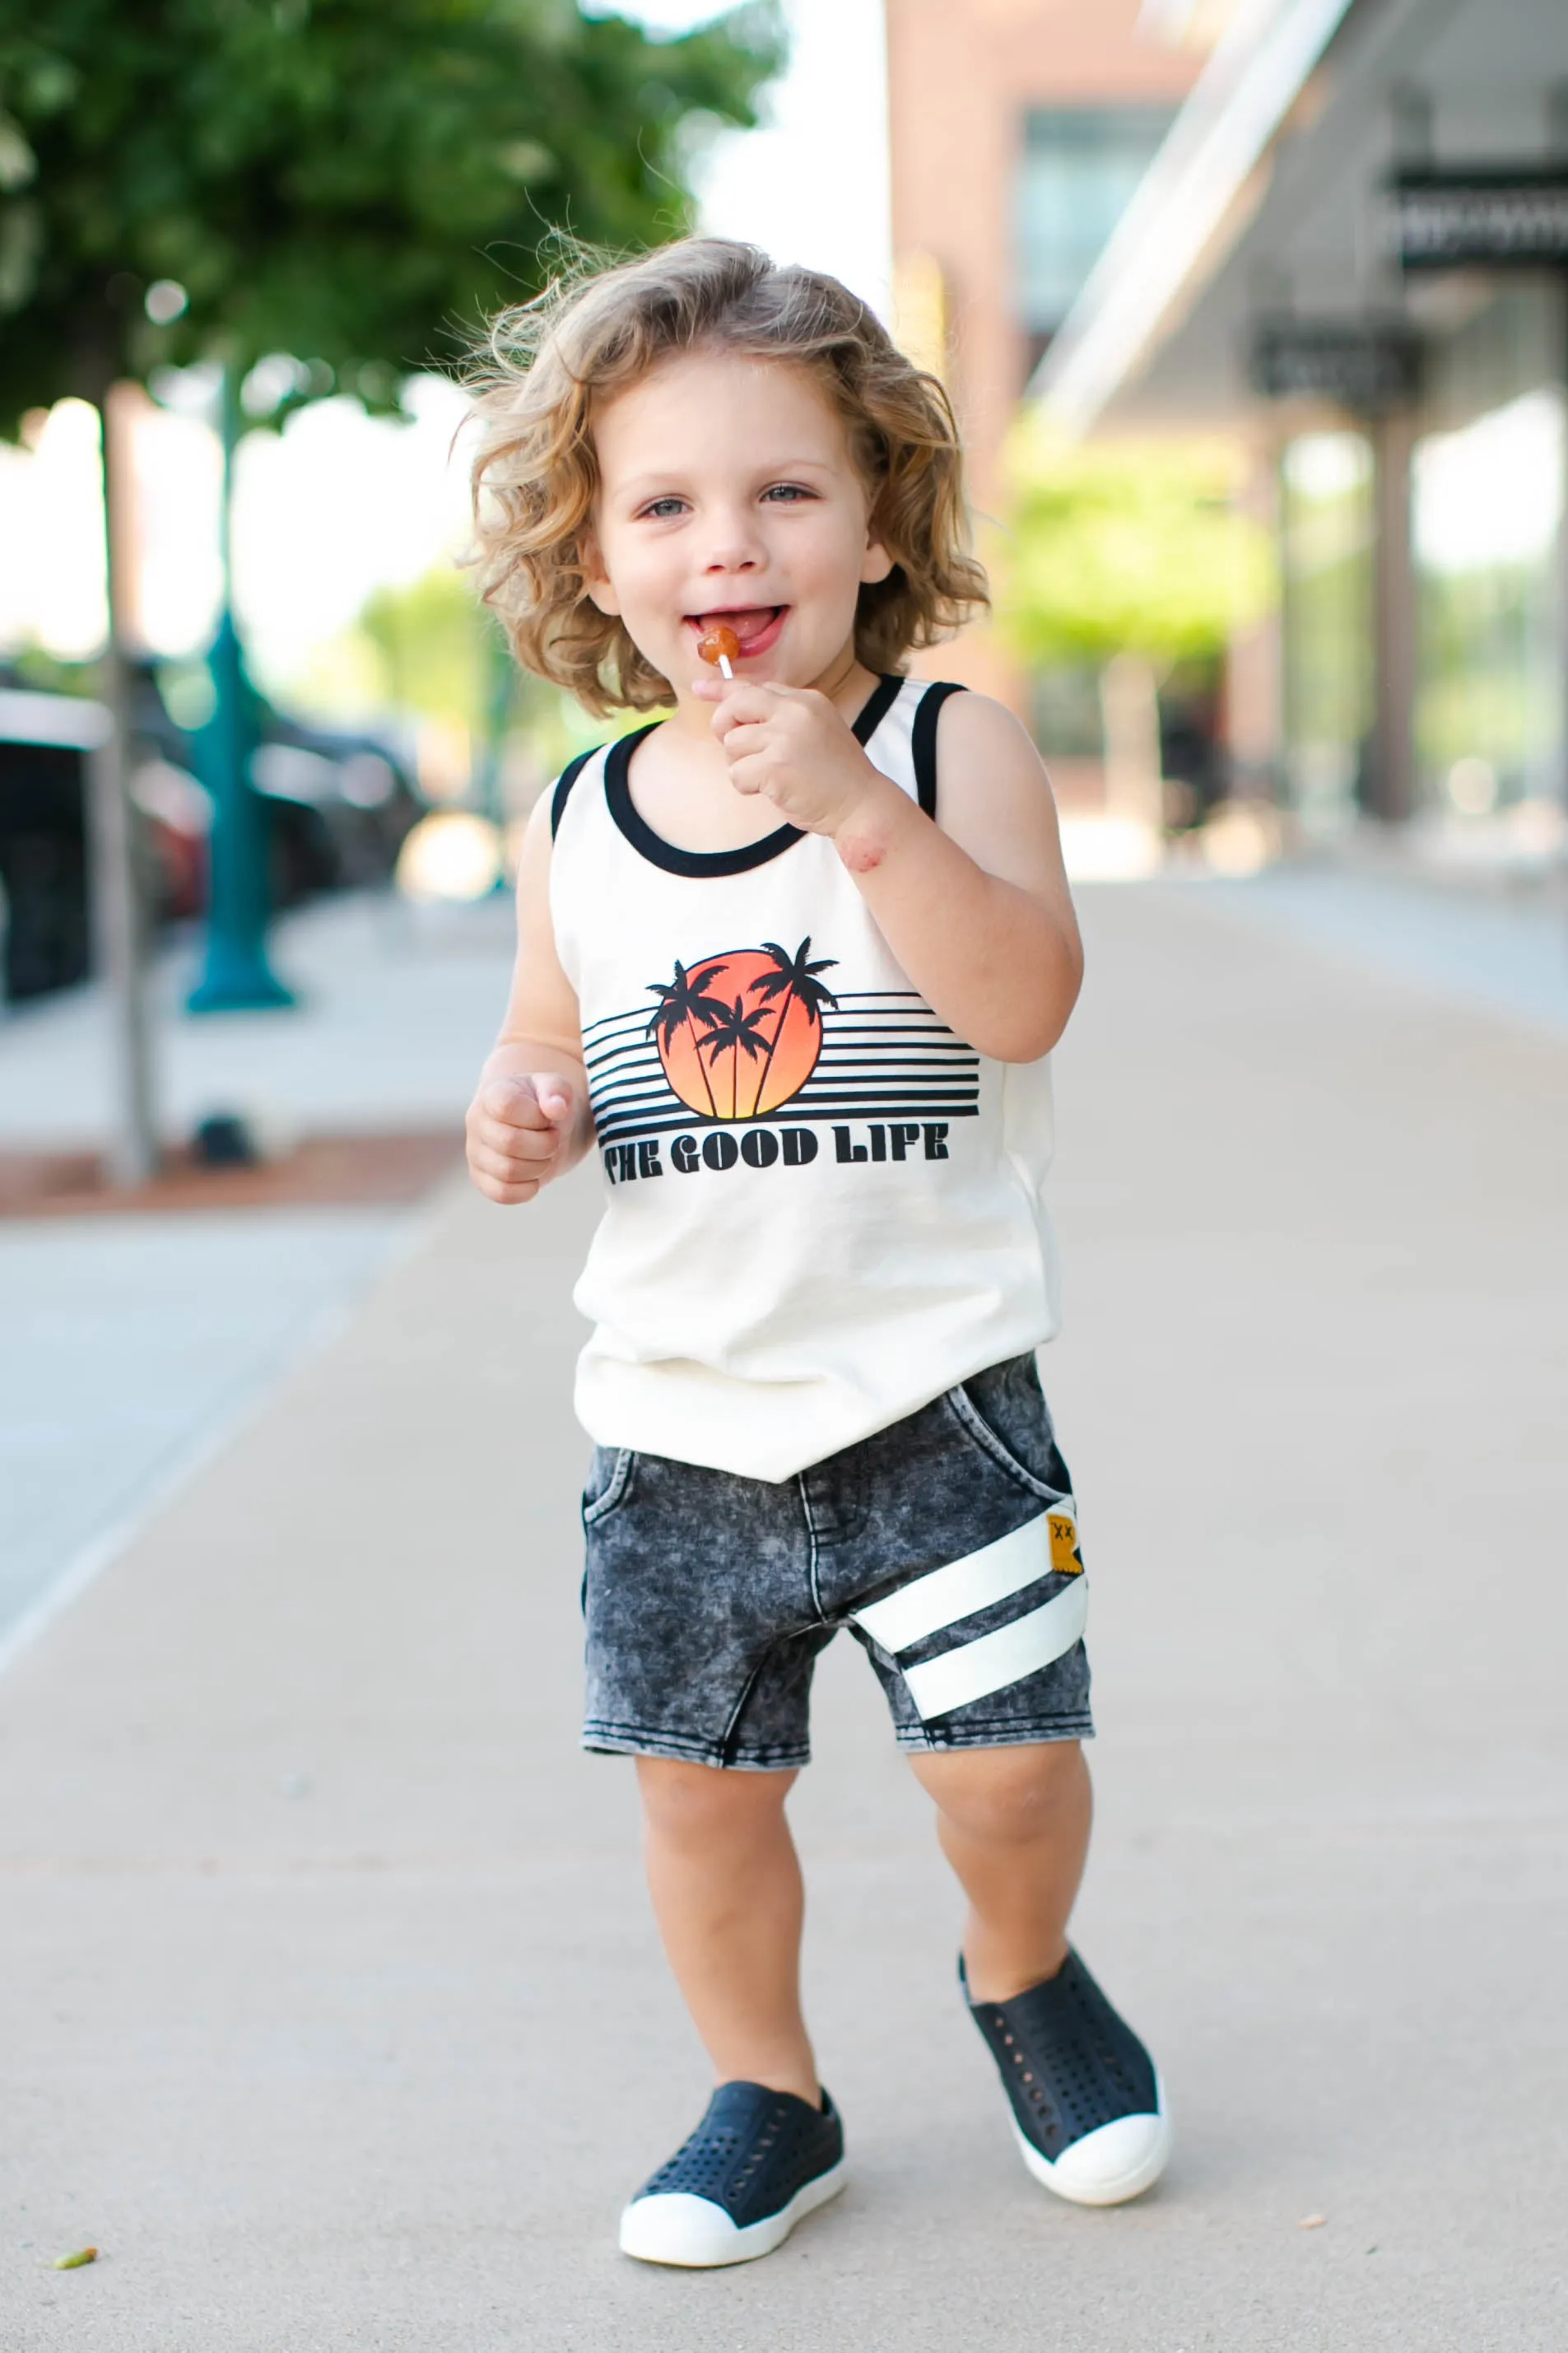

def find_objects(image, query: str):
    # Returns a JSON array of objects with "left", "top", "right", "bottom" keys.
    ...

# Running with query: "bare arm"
[
  {"left": 831, "top": 692, "right": 1081, "bottom": 1060},
  {"left": 705, "top": 681, "right": 1082, "bottom": 1061},
  {"left": 464, "top": 795, "right": 594, "bottom": 1205}
]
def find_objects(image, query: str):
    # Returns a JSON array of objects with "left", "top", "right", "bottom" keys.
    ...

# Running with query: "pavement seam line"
[{"left": 0, "top": 1177, "right": 463, "bottom": 1683}]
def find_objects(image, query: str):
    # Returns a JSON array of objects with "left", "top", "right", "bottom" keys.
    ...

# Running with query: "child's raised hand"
[
  {"left": 465, "top": 1071, "right": 580, "bottom": 1204},
  {"left": 693, "top": 676, "right": 895, "bottom": 841}
]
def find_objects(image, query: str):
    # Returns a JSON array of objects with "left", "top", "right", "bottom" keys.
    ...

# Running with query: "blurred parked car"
[
  {"left": 0, "top": 668, "right": 421, "bottom": 1003},
  {"left": 0, "top": 691, "right": 97, "bottom": 1004}
]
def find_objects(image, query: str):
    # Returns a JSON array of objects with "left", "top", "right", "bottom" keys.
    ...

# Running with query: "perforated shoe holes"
[{"left": 966, "top": 1950, "right": 1159, "bottom": 2163}]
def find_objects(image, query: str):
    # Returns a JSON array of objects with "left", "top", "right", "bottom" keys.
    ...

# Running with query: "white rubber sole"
[
  {"left": 1012, "top": 2079, "right": 1171, "bottom": 2207},
  {"left": 618, "top": 2158, "right": 848, "bottom": 2267}
]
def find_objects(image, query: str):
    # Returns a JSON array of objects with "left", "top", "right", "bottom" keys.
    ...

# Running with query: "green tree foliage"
[
  {"left": 0, "top": 0, "right": 776, "bottom": 1165},
  {"left": 337, "top": 563, "right": 642, "bottom": 780},
  {"left": 0, "top": 0, "right": 781, "bottom": 426},
  {"left": 999, "top": 422, "right": 1274, "bottom": 669},
  {"left": 359, "top": 566, "right": 491, "bottom": 729}
]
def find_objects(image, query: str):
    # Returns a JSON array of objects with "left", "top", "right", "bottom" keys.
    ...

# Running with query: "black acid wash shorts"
[{"left": 579, "top": 1354, "right": 1091, "bottom": 1770}]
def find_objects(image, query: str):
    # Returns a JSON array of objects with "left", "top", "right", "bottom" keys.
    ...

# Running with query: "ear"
[
  {"left": 580, "top": 530, "right": 621, "bottom": 617},
  {"left": 860, "top": 528, "right": 895, "bottom": 587}
]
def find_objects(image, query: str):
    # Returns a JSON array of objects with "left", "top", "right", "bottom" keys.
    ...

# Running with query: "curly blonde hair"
[{"left": 466, "top": 238, "right": 989, "bottom": 716}]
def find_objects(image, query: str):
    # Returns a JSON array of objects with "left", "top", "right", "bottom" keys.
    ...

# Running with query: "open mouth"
[{"left": 686, "top": 605, "right": 788, "bottom": 659}]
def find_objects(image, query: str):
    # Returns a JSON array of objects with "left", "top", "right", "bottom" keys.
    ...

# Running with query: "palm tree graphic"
[
  {"left": 646, "top": 959, "right": 728, "bottom": 1118},
  {"left": 701, "top": 995, "right": 774, "bottom": 1119},
  {"left": 751, "top": 937, "right": 838, "bottom": 1106}
]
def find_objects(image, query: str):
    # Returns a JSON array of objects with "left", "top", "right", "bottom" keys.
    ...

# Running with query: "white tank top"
[{"left": 548, "top": 673, "right": 1061, "bottom": 1483}]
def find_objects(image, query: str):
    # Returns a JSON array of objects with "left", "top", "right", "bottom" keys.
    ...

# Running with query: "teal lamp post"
[{"left": 187, "top": 366, "right": 295, "bottom": 1013}]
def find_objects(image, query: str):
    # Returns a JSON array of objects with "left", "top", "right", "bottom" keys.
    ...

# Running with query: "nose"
[{"left": 700, "top": 502, "right": 766, "bottom": 577}]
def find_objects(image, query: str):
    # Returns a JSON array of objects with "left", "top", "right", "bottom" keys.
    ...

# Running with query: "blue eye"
[
  {"left": 640, "top": 496, "right": 687, "bottom": 520},
  {"left": 762, "top": 483, "right": 812, "bottom": 503}
]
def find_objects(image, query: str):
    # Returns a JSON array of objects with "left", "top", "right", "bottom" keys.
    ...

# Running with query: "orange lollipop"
[{"left": 697, "top": 623, "right": 739, "bottom": 679}]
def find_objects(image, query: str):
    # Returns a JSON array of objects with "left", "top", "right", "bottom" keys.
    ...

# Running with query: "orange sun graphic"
[{"left": 646, "top": 939, "right": 837, "bottom": 1121}]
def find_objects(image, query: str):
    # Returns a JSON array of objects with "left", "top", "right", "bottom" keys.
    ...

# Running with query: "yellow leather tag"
[{"left": 1048, "top": 1507, "right": 1083, "bottom": 1577}]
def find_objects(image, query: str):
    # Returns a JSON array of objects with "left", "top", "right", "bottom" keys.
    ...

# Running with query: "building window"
[
  {"left": 1017, "top": 107, "right": 1175, "bottom": 366},
  {"left": 1412, "top": 283, "right": 1566, "bottom": 818}
]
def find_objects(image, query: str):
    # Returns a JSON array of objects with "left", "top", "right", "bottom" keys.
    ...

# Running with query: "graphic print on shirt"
[
  {"left": 586, "top": 934, "right": 981, "bottom": 1148},
  {"left": 649, "top": 939, "right": 837, "bottom": 1120}
]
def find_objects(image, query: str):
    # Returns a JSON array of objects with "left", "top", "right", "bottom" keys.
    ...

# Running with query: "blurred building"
[
  {"left": 1033, "top": 0, "right": 1568, "bottom": 841},
  {"left": 885, "top": 0, "right": 1205, "bottom": 710}
]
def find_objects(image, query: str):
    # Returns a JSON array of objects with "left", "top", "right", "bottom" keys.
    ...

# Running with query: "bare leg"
[
  {"left": 635, "top": 1756, "right": 818, "bottom": 2104},
  {"left": 909, "top": 1741, "right": 1092, "bottom": 2002}
]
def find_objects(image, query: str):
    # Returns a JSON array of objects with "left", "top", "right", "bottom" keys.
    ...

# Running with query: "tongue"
[{"left": 697, "top": 608, "right": 775, "bottom": 646}]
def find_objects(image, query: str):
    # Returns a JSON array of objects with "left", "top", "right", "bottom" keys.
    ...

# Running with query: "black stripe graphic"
[
  {"left": 583, "top": 992, "right": 981, "bottom": 1145},
  {"left": 593, "top": 1090, "right": 981, "bottom": 1119},
  {"left": 588, "top": 1071, "right": 982, "bottom": 1108},
  {"left": 593, "top": 1107, "right": 982, "bottom": 1146},
  {"left": 579, "top": 987, "right": 932, "bottom": 1041},
  {"left": 588, "top": 1052, "right": 976, "bottom": 1087}
]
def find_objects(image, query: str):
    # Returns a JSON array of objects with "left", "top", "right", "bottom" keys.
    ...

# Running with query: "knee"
[
  {"left": 920, "top": 1741, "right": 1087, "bottom": 1847},
  {"left": 636, "top": 1757, "right": 793, "bottom": 1851}
]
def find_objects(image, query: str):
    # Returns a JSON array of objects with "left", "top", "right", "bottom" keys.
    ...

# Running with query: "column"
[{"left": 1368, "top": 408, "right": 1417, "bottom": 823}]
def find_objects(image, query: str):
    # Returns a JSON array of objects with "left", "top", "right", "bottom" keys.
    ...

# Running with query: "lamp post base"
[{"left": 187, "top": 950, "right": 296, "bottom": 1014}]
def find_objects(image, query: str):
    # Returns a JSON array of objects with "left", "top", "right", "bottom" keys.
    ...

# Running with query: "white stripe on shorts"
[
  {"left": 853, "top": 1509, "right": 1071, "bottom": 1653},
  {"left": 901, "top": 1575, "right": 1089, "bottom": 1721},
  {"left": 851, "top": 1507, "right": 1087, "bottom": 1722}
]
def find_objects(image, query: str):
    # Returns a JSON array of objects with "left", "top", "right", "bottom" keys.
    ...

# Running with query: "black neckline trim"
[{"left": 603, "top": 673, "right": 908, "bottom": 878}]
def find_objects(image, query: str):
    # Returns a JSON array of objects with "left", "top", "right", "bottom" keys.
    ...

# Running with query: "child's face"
[{"left": 584, "top": 347, "right": 893, "bottom": 701}]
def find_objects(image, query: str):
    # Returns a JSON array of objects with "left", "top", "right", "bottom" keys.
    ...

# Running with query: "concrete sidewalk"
[
  {"left": 0, "top": 888, "right": 517, "bottom": 1652},
  {"left": 0, "top": 888, "right": 519, "bottom": 1151},
  {"left": 3, "top": 883, "right": 1566, "bottom": 2350},
  {"left": 1188, "top": 860, "right": 1568, "bottom": 1042}
]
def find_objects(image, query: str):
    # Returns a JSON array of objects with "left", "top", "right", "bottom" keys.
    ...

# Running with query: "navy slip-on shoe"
[
  {"left": 618, "top": 2080, "right": 846, "bottom": 2267},
  {"left": 965, "top": 1950, "right": 1170, "bottom": 2206}
]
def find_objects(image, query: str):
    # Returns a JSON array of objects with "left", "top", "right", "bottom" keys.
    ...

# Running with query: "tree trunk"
[
  {"left": 88, "top": 381, "right": 159, "bottom": 1186},
  {"left": 1099, "top": 651, "right": 1166, "bottom": 840}
]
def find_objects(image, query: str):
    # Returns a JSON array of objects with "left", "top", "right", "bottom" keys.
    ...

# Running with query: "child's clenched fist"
[{"left": 465, "top": 1071, "right": 581, "bottom": 1204}]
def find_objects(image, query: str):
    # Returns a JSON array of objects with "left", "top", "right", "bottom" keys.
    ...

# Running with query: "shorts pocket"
[
  {"left": 582, "top": 1446, "right": 636, "bottom": 1526},
  {"left": 945, "top": 1359, "right": 1066, "bottom": 1504}
]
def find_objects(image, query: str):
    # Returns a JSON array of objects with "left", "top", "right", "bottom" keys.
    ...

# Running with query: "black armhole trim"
[
  {"left": 854, "top": 672, "right": 906, "bottom": 746},
  {"left": 910, "top": 681, "right": 966, "bottom": 819},
  {"left": 550, "top": 744, "right": 601, "bottom": 839}
]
